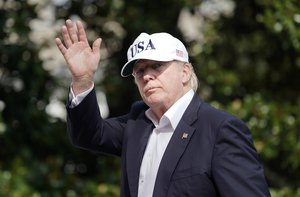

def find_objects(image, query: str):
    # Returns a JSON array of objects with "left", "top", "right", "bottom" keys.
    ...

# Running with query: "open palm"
[{"left": 56, "top": 20, "right": 102, "bottom": 81}]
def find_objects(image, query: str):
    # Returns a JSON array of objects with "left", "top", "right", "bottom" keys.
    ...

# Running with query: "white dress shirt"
[
  {"left": 138, "top": 89, "right": 194, "bottom": 197},
  {"left": 69, "top": 84, "right": 94, "bottom": 108}
]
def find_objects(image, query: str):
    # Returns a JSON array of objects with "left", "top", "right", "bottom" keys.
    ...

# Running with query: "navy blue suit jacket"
[{"left": 67, "top": 89, "right": 270, "bottom": 197}]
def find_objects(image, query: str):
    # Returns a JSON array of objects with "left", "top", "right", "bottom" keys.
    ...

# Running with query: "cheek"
[
  {"left": 168, "top": 74, "right": 183, "bottom": 87},
  {"left": 137, "top": 84, "right": 144, "bottom": 95}
]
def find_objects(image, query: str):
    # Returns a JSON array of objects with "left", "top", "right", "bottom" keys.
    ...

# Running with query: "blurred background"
[{"left": 1, "top": 0, "right": 300, "bottom": 196}]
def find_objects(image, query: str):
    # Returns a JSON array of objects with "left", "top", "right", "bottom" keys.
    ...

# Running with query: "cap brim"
[
  {"left": 120, "top": 60, "right": 137, "bottom": 77},
  {"left": 121, "top": 56, "right": 175, "bottom": 77}
]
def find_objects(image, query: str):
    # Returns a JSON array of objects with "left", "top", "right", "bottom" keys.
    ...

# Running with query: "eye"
[
  {"left": 151, "top": 63, "right": 163, "bottom": 71},
  {"left": 132, "top": 68, "right": 145, "bottom": 78},
  {"left": 134, "top": 67, "right": 144, "bottom": 77}
]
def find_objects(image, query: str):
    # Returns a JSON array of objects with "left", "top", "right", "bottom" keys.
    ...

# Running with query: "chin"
[{"left": 144, "top": 97, "right": 161, "bottom": 106}]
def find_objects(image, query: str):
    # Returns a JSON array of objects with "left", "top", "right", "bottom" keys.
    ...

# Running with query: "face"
[{"left": 133, "top": 59, "right": 192, "bottom": 118}]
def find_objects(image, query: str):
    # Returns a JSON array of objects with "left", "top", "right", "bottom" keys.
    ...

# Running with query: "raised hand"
[{"left": 55, "top": 19, "right": 102, "bottom": 95}]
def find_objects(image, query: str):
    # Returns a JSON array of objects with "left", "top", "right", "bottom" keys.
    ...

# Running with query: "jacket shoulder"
[
  {"left": 128, "top": 100, "right": 149, "bottom": 119},
  {"left": 192, "top": 97, "right": 245, "bottom": 129}
]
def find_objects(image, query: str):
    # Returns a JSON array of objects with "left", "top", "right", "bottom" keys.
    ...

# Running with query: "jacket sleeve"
[
  {"left": 66, "top": 88, "right": 127, "bottom": 156},
  {"left": 66, "top": 88, "right": 149, "bottom": 157},
  {"left": 211, "top": 117, "right": 271, "bottom": 197}
]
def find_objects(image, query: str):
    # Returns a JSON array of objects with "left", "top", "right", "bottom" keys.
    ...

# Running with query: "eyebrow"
[{"left": 134, "top": 60, "right": 162, "bottom": 68}]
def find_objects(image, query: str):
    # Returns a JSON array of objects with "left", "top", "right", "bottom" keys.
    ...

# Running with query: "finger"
[
  {"left": 61, "top": 25, "right": 73, "bottom": 48},
  {"left": 55, "top": 37, "right": 67, "bottom": 55},
  {"left": 76, "top": 21, "right": 89, "bottom": 44},
  {"left": 92, "top": 38, "right": 102, "bottom": 55},
  {"left": 66, "top": 19, "right": 79, "bottom": 43}
]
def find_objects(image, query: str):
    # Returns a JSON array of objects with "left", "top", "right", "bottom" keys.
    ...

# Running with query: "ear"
[{"left": 181, "top": 63, "right": 192, "bottom": 84}]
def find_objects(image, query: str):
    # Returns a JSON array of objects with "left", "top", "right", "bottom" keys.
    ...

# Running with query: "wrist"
[{"left": 71, "top": 77, "right": 94, "bottom": 96}]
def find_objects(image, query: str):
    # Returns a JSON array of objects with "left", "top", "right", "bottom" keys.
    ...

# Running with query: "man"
[{"left": 56, "top": 19, "right": 271, "bottom": 197}]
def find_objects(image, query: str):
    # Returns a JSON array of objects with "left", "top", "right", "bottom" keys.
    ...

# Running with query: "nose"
[{"left": 142, "top": 67, "right": 156, "bottom": 81}]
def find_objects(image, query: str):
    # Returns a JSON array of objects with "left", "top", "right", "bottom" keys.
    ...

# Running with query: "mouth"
[{"left": 144, "top": 86, "right": 158, "bottom": 94}]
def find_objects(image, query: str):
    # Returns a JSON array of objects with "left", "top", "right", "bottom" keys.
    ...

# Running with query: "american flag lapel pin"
[{"left": 182, "top": 132, "right": 189, "bottom": 139}]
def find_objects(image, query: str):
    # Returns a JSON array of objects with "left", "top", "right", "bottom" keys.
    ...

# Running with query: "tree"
[{"left": 0, "top": 0, "right": 299, "bottom": 196}]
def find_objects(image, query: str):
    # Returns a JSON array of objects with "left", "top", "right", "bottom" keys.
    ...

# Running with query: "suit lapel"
[
  {"left": 126, "top": 117, "right": 154, "bottom": 197},
  {"left": 152, "top": 96, "right": 203, "bottom": 197}
]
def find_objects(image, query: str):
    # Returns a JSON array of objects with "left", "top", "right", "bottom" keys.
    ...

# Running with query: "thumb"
[{"left": 92, "top": 38, "right": 102, "bottom": 55}]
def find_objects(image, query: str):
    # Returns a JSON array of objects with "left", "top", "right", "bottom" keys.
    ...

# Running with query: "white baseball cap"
[{"left": 121, "top": 32, "right": 189, "bottom": 77}]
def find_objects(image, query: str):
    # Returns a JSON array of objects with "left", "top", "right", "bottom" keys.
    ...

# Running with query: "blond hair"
[{"left": 185, "top": 62, "right": 199, "bottom": 91}]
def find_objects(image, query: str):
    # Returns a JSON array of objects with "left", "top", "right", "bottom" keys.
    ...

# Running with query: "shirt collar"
[{"left": 145, "top": 89, "right": 194, "bottom": 130}]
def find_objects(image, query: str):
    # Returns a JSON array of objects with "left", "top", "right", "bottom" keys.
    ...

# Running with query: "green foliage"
[
  {"left": 0, "top": 0, "right": 299, "bottom": 196},
  {"left": 193, "top": 0, "right": 300, "bottom": 194}
]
